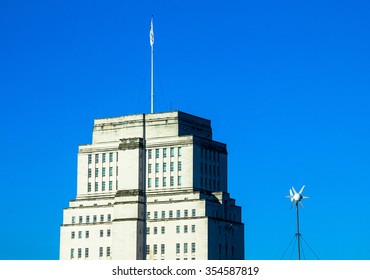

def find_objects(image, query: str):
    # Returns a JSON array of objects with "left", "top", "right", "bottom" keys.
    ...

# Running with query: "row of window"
[
  {"left": 148, "top": 162, "right": 182, "bottom": 173},
  {"left": 146, "top": 243, "right": 196, "bottom": 255},
  {"left": 148, "top": 147, "right": 182, "bottom": 159},
  {"left": 147, "top": 224, "right": 196, "bottom": 235},
  {"left": 71, "top": 214, "right": 111, "bottom": 224},
  {"left": 70, "top": 247, "right": 111, "bottom": 259},
  {"left": 71, "top": 229, "right": 111, "bottom": 239},
  {"left": 147, "top": 209, "right": 196, "bottom": 219},
  {"left": 87, "top": 180, "right": 116, "bottom": 192},
  {"left": 88, "top": 167, "right": 117, "bottom": 178},
  {"left": 201, "top": 163, "right": 220, "bottom": 177},
  {"left": 201, "top": 148, "right": 220, "bottom": 162},
  {"left": 148, "top": 176, "right": 182, "bottom": 188},
  {"left": 88, "top": 153, "right": 117, "bottom": 164},
  {"left": 200, "top": 177, "right": 221, "bottom": 190}
]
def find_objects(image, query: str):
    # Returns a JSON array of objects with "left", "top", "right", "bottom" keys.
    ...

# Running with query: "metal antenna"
[
  {"left": 149, "top": 16, "right": 155, "bottom": 113},
  {"left": 285, "top": 185, "right": 309, "bottom": 260}
]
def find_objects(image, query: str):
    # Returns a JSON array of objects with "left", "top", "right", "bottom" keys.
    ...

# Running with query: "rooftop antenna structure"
[
  {"left": 285, "top": 185, "right": 309, "bottom": 260},
  {"left": 149, "top": 16, "right": 155, "bottom": 113}
]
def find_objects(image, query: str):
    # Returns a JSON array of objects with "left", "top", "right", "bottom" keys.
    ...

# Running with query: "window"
[
  {"left": 178, "top": 147, "right": 182, "bottom": 156},
  {"left": 70, "top": 248, "right": 74, "bottom": 259},
  {"left": 146, "top": 245, "right": 150, "bottom": 255},
  {"left": 192, "top": 225, "right": 196, "bottom": 233},
  {"left": 170, "top": 148, "right": 174, "bottom": 157},
  {"left": 102, "top": 153, "right": 106, "bottom": 163},
  {"left": 102, "top": 167, "right": 106, "bottom": 177},
  {"left": 192, "top": 209, "right": 196, "bottom": 217},
  {"left": 163, "top": 148, "right": 167, "bottom": 158},
  {"left": 109, "top": 167, "right": 113, "bottom": 176},
  {"left": 161, "top": 226, "right": 165, "bottom": 234},
  {"left": 184, "top": 209, "right": 188, "bottom": 217},
  {"left": 95, "top": 154, "right": 99, "bottom": 163},
  {"left": 85, "top": 231, "right": 89, "bottom": 238},
  {"left": 163, "top": 177, "right": 167, "bottom": 187},
  {"left": 93, "top": 215, "right": 97, "bottom": 223},
  {"left": 72, "top": 216, "right": 75, "bottom": 224},
  {"left": 95, "top": 168, "right": 99, "bottom": 177},
  {"left": 78, "top": 248, "right": 82, "bottom": 259},
  {"left": 148, "top": 164, "right": 152, "bottom": 173},
  {"left": 87, "top": 182, "right": 91, "bottom": 192},
  {"left": 155, "top": 177, "right": 159, "bottom": 187},
  {"left": 163, "top": 163, "right": 167, "bottom": 172},
  {"left": 176, "top": 225, "right": 180, "bottom": 233},
  {"left": 99, "top": 230, "right": 103, "bottom": 237},
  {"left": 79, "top": 216, "right": 83, "bottom": 223},
  {"left": 71, "top": 231, "right": 75, "bottom": 239},
  {"left": 107, "top": 214, "right": 111, "bottom": 222},
  {"left": 85, "top": 248, "right": 89, "bottom": 258},
  {"left": 109, "top": 152, "right": 113, "bottom": 162},
  {"left": 176, "top": 243, "right": 180, "bottom": 254},
  {"left": 178, "top": 162, "right": 182, "bottom": 171},
  {"left": 154, "top": 227, "right": 158, "bottom": 234},
  {"left": 178, "top": 176, "right": 182, "bottom": 186},
  {"left": 161, "top": 244, "right": 165, "bottom": 255},
  {"left": 155, "top": 163, "right": 159, "bottom": 173},
  {"left": 169, "top": 210, "right": 173, "bottom": 218},
  {"left": 148, "top": 178, "right": 152, "bottom": 188},
  {"left": 153, "top": 244, "right": 158, "bottom": 255},
  {"left": 78, "top": 231, "right": 82, "bottom": 239},
  {"left": 88, "top": 168, "right": 92, "bottom": 178},
  {"left": 184, "top": 243, "right": 188, "bottom": 254},
  {"left": 154, "top": 211, "right": 158, "bottom": 219},
  {"left": 86, "top": 216, "right": 90, "bottom": 223},
  {"left": 100, "top": 215, "right": 104, "bottom": 222},
  {"left": 184, "top": 225, "right": 188, "bottom": 233},
  {"left": 109, "top": 181, "right": 113, "bottom": 191},
  {"left": 99, "top": 247, "right": 103, "bottom": 257},
  {"left": 116, "top": 152, "right": 119, "bottom": 162},
  {"left": 161, "top": 211, "right": 165, "bottom": 219},
  {"left": 107, "top": 247, "right": 111, "bottom": 257},
  {"left": 107, "top": 229, "right": 111, "bottom": 237},
  {"left": 146, "top": 227, "right": 150, "bottom": 235},
  {"left": 170, "top": 176, "right": 174, "bottom": 186},
  {"left": 148, "top": 150, "right": 152, "bottom": 159},
  {"left": 88, "top": 154, "right": 92, "bottom": 164},
  {"left": 95, "top": 182, "right": 98, "bottom": 192},
  {"left": 102, "top": 181, "right": 106, "bottom": 191},
  {"left": 170, "top": 162, "right": 174, "bottom": 172},
  {"left": 191, "top": 243, "right": 196, "bottom": 253},
  {"left": 155, "top": 149, "right": 159, "bottom": 158},
  {"left": 176, "top": 210, "right": 181, "bottom": 218},
  {"left": 147, "top": 212, "right": 151, "bottom": 219}
]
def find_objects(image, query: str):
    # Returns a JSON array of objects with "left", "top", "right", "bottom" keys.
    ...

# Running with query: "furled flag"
[{"left": 150, "top": 17, "right": 154, "bottom": 46}]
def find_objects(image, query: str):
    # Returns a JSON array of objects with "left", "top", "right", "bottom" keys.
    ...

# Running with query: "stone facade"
[{"left": 60, "top": 111, "right": 244, "bottom": 260}]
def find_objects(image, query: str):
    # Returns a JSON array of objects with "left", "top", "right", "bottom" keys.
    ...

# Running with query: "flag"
[{"left": 150, "top": 18, "right": 154, "bottom": 46}]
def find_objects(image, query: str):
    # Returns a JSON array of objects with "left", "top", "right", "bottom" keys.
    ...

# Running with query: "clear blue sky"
[{"left": 1, "top": 0, "right": 369, "bottom": 260}]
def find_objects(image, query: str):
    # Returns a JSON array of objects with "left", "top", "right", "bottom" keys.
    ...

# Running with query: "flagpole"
[{"left": 150, "top": 17, "right": 154, "bottom": 114}]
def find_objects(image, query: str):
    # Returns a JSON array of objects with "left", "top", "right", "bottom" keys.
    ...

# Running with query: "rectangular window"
[
  {"left": 107, "top": 229, "right": 111, "bottom": 237},
  {"left": 107, "top": 247, "right": 111, "bottom": 257},
  {"left": 178, "top": 162, "right": 182, "bottom": 171},
  {"left": 70, "top": 248, "right": 74, "bottom": 259},
  {"left": 100, "top": 215, "right": 104, "bottom": 222},
  {"left": 78, "top": 248, "right": 82, "bottom": 259},
  {"left": 154, "top": 211, "right": 158, "bottom": 219},
  {"left": 109, "top": 181, "right": 113, "bottom": 191},
  {"left": 148, "top": 164, "right": 152, "bottom": 173},
  {"left": 163, "top": 148, "right": 167, "bottom": 158},
  {"left": 191, "top": 243, "right": 196, "bottom": 253},
  {"left": 85, "top": 248, "right": 89, "bottom": 258},
  {"left": 88, "top": 168, "right": 92, "bottom": 178},
  {"left": 154, "top": 227, "right": 158, "bottom": 234},
  {"left": 178, "top": 176, "right": 182, "bottom": 186},
  {"left": 107, "top": 214, "right": 111, "bottom": 222},
  {"left": 184, "top": 243, "right": 188, "bottom": 254},
  {"left": 170, "top": 162, "right": 174, "bottom": 172},
  {"left": 109, "top": 167, "right": 113, "bottom": 176},
  {"left": 79, "top": 216, "right": 83, "bottom": 223},
  {"left": 176, "top": 225, "right": 180, "bottom": 233},
  {"left": 176, "top": 210, "right": 181, "bottom": 218},
  {"left": 161, "top": 226, "right": 165, "bottom": 234},
  {"left": 155, "top": 177, "right": 159, "bottom": 187},
  {"left": 155, "top": 163, "right": 159, "bottom": 173},
  {"left": 184, "top": 209, "right": 188, "bottom": 217},
  {"left": 102, "top": 153, "right": 106, "bottom": 163},
  {"left": 146, "top": 245, "right": 150, "bottom": 255},
  {"left": 184, "top": 225, "right": 188, "bottom": 233},
  {"left": 161, "top": 211, "right": 165, "bottom": 219},
  {"left": 178, "top": 147, "right": 182, "bottom": 156},
  {"left": 169, "top": 210, "right": 173, "bottom": 218},
  {"left": 102, "top": 167, "right": 106, "bottom": 177},
  {"left": 192, "top": 209, "right": 196, "bottom": 217},
  {"left": 192, "top": 225, "right": 196, "bottom": 233},
  {"left": 88, "top": 154, "right": 92, "bottom": 164},
  {"left": 155, "top": 149, "right": 159, "bottom": 158},
  {"left": 170, "top": 147, "right": 174, "bottom": 157},
  {"left": 161, "top": 244, "right": 165, "bottom": 255},
  {"left": 71, "top": 231, "right": 75, "bottom": 239},
  {"left": 85, "top": 231, "right": 89, "bottom": 238},
  {"left": 95, "top": 168, "right": 99, "bottom": 177},
  {"left": 109, "top": 152, "right": 113, "bottom": 162},
  {"left": 95, "top": 182, "right": 98, "bottom": 192},
  {"left": 148, "top": 150, "right": 152, "bottom": 159},
  {"left": 100, "top": 230, "right": 103, "bottom": 237},
  {"left": 170, "top": 176, "right": 174, "bottom": 186},
  {"left": 147, "top": 212, "right": 151, "bottom": 219},
  {"left": 99, "top": 247, "right": 103, "bottom": 257},
  {"left": 163, "top": 177, "right": 167, "bottom": 187},
  {"left": 72, "top": 216, "right": 75, "bottom": 224},
  {"left": 153, "top": 244, "right": 158, "bottom": 255},
  {"left": 95, "top": 154, "right": 99, "bottom": 163},
  {"left": 146, "top": 227, "right": 150, "bottom": 235},
  {"left": 148, "top": 178, "right": 152, "bottom": 188},
  {"left": 176, "top": 243, "right": 180, "bottom": 254},
  {"left": 86, "top": 216, "right": 90, "bottom": 223},
  {"left": 102, "top": 181, "right": 106, "bottom": 191},
  {"left": 87, "top": 182, "right": 91, "bottom": 192},
  {"left": 93, "top": 215, "right": 97, "bottom": 223},
  {"left": 78, "top": 231, "right": 82, "bottom": 239},
  {"left": 163, "top": 163, "right": 167, "bottom": 172}
]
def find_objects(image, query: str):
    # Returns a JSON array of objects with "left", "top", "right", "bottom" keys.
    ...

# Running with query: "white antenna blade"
[
  {"left": 290, "top": 200, "right": 296, "bottom": 209},
  {"left": 299, "top": 185, "right": 305, "bottom": 194},
  {"left": 299, "top": 201, "right": 304, "bottom": 208},
  {"left": 302, "top": 196, "right": 309, "bottom": 199},
  {"left": 292, "top": 186, "right": 297, "bottom": 195}
]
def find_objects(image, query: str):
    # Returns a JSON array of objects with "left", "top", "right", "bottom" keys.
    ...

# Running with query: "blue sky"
[{"left": 1, "top": 0, "right": 369, "bottom": 260}]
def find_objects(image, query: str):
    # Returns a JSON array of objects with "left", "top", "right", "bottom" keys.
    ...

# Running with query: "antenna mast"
[{"left": 150, "top": 16, "right": 154, "bottom": 113}]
